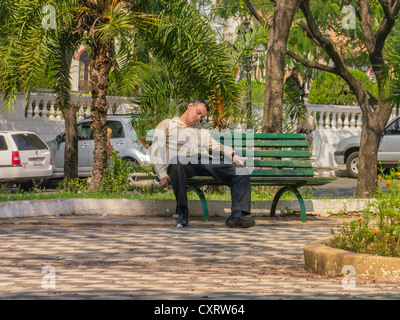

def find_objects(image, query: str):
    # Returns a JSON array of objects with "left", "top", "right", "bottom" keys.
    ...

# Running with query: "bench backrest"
[{"left": 146, "top": 130, "right": 313, "bottom": 177}]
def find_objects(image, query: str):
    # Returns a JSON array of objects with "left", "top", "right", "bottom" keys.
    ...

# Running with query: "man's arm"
[
  {"left": 204, "top": 130, "right": 245, "bottom": 166},
  {"left": 159, "top": 176, "right": 169, "bottom": 188},
  {"left": 150, "top": 120, "right": 170, "bottom": 186},
  {"left": 232, "top": 154, "right": 245, "bottom": 166}
]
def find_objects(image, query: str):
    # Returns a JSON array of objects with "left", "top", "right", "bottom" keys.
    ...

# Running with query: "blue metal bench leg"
[
  {"left": 270, "top": 186, "right": 307, "bottom": 222},
  {"left": 190, "top": 186, "right": 209, "bottom": 221}
]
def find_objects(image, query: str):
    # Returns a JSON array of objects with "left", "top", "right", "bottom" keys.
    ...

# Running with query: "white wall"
[
  {"left": 0, "top": 92, "right": 137, "bottom": 142},
  {"left": 0, "top": 93, "right": 64, "bottom": 142}
]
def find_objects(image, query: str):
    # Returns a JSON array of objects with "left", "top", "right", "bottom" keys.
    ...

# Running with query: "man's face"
[
  {"left": 292, "top": 69, "right": 298, "bottom": 77},
  {"left": 186, "top": 103, "right": 208, "bottom": 126}
]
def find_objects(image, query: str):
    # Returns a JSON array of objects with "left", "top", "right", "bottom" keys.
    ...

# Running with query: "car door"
[
  {"left": 76, "top": 121, "right": 94, "bottom": 174},
  {"left": 52, "top": 135, "right": 65, "bottom": 174},
  {"left": 378, "top": 117, "right": 400, "bottom": 164}
]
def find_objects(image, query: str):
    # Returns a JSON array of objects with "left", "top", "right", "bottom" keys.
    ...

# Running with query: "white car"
[
  {"left": 47, "top": 116, "right": 150, "bottom": 179},
  {"left": 0, "top": 131, "right": 53, "bottom": 188},
  {"left": 334, "top": 116, "right": 400, "bottom": 178}
]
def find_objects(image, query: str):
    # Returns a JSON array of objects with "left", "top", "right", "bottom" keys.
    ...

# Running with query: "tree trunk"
[
  {"left": 262, "top": 0, "right": 302, "bottom": 133},
  {"left": 357, "top": 103, "right": 393, "bottom": 197},
  {"left": 62, "top": 49, "right": 79, "bottom": 184},
  {"left": 63, "top": 103, "right": 78, "bottom": 182},
  {"left": 88, "top": 39, "right": 113, "bottom": 192}
]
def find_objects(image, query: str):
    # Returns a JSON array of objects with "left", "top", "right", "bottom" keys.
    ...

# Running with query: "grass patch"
[{"left": 0, "top": 183, "right": 361, "bottom": 202}]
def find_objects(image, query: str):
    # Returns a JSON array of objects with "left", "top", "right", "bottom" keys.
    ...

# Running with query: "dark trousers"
[{"left": 167, "top": 160, "right": 251, "bottom": 214}]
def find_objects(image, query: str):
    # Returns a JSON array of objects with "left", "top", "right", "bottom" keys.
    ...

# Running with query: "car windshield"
[
  {"left": 12, "top": 133, "right": 48, "bottom": 150},
  {"left": 385, "top": 118, "right": 400, "bottom": 135}
]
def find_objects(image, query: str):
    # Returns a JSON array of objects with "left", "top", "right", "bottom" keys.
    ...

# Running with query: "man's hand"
[
  {"left": 233, "top": 154, "right": 245, "bottom": 166},
  {"left": 160, "top": 176, "right": 170, "bottom": 188}
]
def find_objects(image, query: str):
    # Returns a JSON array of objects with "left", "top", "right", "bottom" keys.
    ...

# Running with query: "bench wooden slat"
[
  {"left": 241, "top": 150, "right": 311, "bottom": 158},
  {"left": 147, "top": 131, "right": 308, "bottom": 144},
  {"left": 214, "top": 140, "right": 309, "bottom": 148},
  {"left": 251, "top": 160, "right": 312, "bottom": 168},
  {"left": 253, "top": 140, "right": 309, "bottom": 148},
  {"left": 250, "top": 169, "right": 314, "bottom": 177},
  {"left": 210, "top": 133, "right": 306, "bottom": 140}
]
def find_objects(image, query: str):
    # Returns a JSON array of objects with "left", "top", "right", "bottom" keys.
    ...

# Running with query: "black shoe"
[
  {"left": 177, "top": 208, "right": 189, "bottom": 228},
  {"left": 225, "top": 211, "right": 255, "bottom": 228}
]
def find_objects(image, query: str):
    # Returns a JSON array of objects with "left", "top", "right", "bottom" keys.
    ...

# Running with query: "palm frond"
[
  {"left": 130, "top": 73, "right": 184, "bottom": 143},
  {"left": 385, "top": 40, "right": 400, "bottom": 105},
  {"left": 230, "top": 24, "right": 268, "bottom": 68},
  {"left": 0, "top": 0, "right": 81, "bottom": 112},
  {"left": 138, "top": 0, "right": 239, "bottom": 104}
]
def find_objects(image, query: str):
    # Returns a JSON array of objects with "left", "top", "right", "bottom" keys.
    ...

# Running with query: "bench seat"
[{"left": 145, "top": 130, "right": 337, "bottom": 222}]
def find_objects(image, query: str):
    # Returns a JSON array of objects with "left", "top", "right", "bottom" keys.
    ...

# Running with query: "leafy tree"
[
  {"left": 287, "top": 0, "right": 400, "bottom": 196},
  {"left": 203, "top": 0, "right": 304, "bottom": 133},
  {"left": 0, "top": 0, "right": 83, "bottom": 183},
  {"left": 308, "top": 69, "right": 378, "bottom": 105},
  {"left": 1, "top": 0, "right": 241, "bottom": 192},
  {"left": 244, "top": 0, "right": 304, "bottom": 133}
]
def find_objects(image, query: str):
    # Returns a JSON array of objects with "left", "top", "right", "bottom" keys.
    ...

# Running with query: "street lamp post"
[{"left": 238, "top": 19, "right": 258, "bottom": 128}]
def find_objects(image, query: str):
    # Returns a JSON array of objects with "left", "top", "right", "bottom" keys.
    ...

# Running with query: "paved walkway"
[{"left": 0, "top": 215, "right": 399, "bottom": 300}]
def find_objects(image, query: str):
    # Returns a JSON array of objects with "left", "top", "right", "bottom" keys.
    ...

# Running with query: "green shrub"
[
  {"left": 330, "top": 165, "right": 400, "bottom": 257},
  {"left": 308, "top": 69, "right": 378, "bottom": 105},
  {"left": 102, "top": 149, "right": 136, "bottom": 194}
]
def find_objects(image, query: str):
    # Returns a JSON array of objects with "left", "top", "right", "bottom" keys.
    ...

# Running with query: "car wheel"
[
  {"left": 19, "top": 180, "right": 35, "bottom": 191},
  {"left": 19, "top": 178, "right": 51, "bottom": 191},
  {"left": 35, "top": 178, "right": 51, "bottom": 188},
  {"left": 346, "top": 151, "right": 359, "bottom": 178}
]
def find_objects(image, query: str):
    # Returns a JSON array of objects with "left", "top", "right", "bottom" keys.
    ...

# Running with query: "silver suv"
[
  {"left": 47, "top": 116, "right": 150, "bottom": 179},
  {"left": 0, "top": 131, "right": 53, "bottom": 188},
  {"left": 334, "top": 116, "right": 400, "bottom": 178}
]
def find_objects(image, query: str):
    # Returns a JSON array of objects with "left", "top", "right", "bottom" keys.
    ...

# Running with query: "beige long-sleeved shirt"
[{"left": 150, "top": 117, "right": 236, "bottom": 179}]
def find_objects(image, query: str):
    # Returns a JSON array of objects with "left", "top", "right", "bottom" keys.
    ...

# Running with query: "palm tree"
[
  {"left": 1, "top": 0, "right": 240, "bottom": 191},
  {"left": 386, "top": 41, "right": 400, "bottom": 108},
  {"left": 0, "top": 0, "right": 83, "bottom": 184}
]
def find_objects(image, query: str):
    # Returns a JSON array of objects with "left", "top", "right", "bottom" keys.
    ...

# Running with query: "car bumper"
[
  {"left": 0, "top": 166, "right": 53, "bottom": 183},
  {"left": 334, "top": 151, "right": 345, "bottom": 165}
]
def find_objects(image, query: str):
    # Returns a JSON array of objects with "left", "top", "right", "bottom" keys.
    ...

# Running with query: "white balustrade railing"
[
  {"left": 25, "top": 91, "right": 137, "bottom": 121},
  {"left": 305, "top": 104, "right": 397, "bottom": 130},
  {"left": 23, "top": 93, "right": 399, "bottom": 130}
]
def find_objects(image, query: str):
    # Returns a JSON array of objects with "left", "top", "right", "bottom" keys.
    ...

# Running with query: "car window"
[
  {"left": 77, "top": 122, "right": 93, "bottom": 140},
  {"left": 11, "top": 133, "right": 48, "bottom": 150},
  {"left": 0, "top": 136, "right": 7, "bottom": 150},
  {"left": 106, "top": 120, "right": 124, "bottom": 139},
  {"left": 385, "top": 118, "right": 400, "bottom": 135}
]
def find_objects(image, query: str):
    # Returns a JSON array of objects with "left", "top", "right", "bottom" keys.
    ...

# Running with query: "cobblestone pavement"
[{"left": 0, "top": 215, "right": 399, "bottom": 300}]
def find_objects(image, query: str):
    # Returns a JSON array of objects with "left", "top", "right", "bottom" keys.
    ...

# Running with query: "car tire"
[
  {"left": 346, "top": 151, "right": 359, "bottom": 178},
  {"left": 35, "top": 178, "right": 51, "bottom": 188},
  {"left": 19, "top": 178, "right": 50, "bottom": 191},
  {"left": 19, "top": 180, "right": 35, "bottom": 191}
]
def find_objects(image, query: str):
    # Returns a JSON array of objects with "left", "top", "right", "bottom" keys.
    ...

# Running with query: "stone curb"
[
  {"left": 304, "top": 237, "right": 400, "bottom": 281},
  {"left": 0, "top": 197, "right": 370, "bottom": 219}
]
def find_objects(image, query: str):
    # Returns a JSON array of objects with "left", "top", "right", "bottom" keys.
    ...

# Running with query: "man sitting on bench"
[{"left": 150, "top": 99, "right": 255, "bottom": 229}]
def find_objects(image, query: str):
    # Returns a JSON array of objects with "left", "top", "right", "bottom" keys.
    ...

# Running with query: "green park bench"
[{"left": 146, "top": 130, "right": 336, "bottom": 222}]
